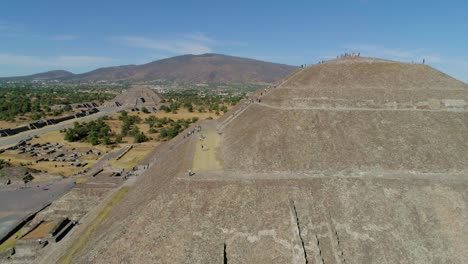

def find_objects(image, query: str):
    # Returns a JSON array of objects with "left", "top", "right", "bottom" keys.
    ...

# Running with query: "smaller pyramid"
[{"left": 104, "top": 86, "right": 163, "bottom": 109}]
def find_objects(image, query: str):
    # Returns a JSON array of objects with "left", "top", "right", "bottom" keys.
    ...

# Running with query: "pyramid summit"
[
  {"left": 222, "top": 56, "right": 468, "bottom": 173},
  {"left": 264, "top": 56, "right": 467, "bottom": 108}
]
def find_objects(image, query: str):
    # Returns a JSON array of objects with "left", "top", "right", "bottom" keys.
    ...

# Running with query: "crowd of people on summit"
[{"left": 338, "top": 52, "right": 361, "bottom": 58}]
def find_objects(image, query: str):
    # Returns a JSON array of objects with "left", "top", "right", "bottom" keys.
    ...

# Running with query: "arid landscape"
[
  {"left": 0, "top": 2, "right": 467, "bottom": 263},
  {"left": 0, "top": 81, "right": 240, "bottom": 263}
]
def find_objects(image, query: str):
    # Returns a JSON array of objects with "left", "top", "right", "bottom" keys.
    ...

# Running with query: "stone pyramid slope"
[
  {"left": 263, "top": 57, "right": 468, "bottom": 109},
  {"left": 222, "top": 57, "right": 468, "bottom": 173},
  {"left": 282, "top": 57, "right": 466, "bottom": 91},
  {"left": 104, "top": 86, "right": 163, "bottom": 108},
  {"left": 57, "top": 57, "right": 467, "bottom": 264}
]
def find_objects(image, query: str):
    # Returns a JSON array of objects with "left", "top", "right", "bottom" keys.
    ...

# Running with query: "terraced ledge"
[{"left": 57, "top": 187, "right": 129, "bottom": 264}]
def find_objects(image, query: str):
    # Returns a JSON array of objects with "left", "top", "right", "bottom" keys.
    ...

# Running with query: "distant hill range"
[
  {"left": 1, "top": 70, "right": 75, "bottom": 81},
  {"left": 0, "top": 54, "right": 297, "bottom": 84}
]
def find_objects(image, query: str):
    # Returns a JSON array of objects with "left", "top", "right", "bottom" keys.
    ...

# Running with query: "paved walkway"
[
  {"left": 0, "top": 179, "right": 75, "bottom": 242},
  {"left": 192, "top": 123, "right": 222, "bottom": 171}
]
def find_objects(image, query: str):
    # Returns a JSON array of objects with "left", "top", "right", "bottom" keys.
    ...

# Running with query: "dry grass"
[
  {"left": 0, "top": 228, "right": 23, "bottom": 253},
  {"left": 32, "top": 131, "right": 111, "bottom": 153},
  {"left": 108, "top": 108, "right": 219, "bottom": 127},
  {"left": 0, "top": 130, "right": 117, "bottom": 177},
  {"left": 132, "top": 108, "right": 220, "bottom": 120},
  {"left": 110, "top": 143, "right": 158, "bottom": 169},
  {"left": 57, "top": 187, "right": 129, "bottom": 264},
  {"left": 0, "top": 148, "right": 99, "bottom": 177},
  {"left": 75, "top": 177, "right": 89, "bottom": 184},
  {"left": 22, "top": 221, "right": 56, "bottom": 239},
  {"left": 0, "top": 120, "right": 26, "bottom": 129},
  {"left": 106, "top": 109, "right": 223, "bottom": 143},
  {"left": 30, "top": 160, "right": 96, "bottom": 177}
]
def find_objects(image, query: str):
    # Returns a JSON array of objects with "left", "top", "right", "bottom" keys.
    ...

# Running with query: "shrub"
[
  {"left": 64, "top": 120, "right": 111, "bottom": 145},
  {"left": 0, "top": 159, "right": 10, "bottom": 169},
  {"left": 133, "top": 132, "right": 148, "bottom": 143},
  {"left": 103, "top": 135, "right": 111, "bottom": 145},
  {"left": 87, "top": 131, "right": 99, "bottom": 145},
  {"left": 159, "top": 128, "right": 168, "bottom": 138}
]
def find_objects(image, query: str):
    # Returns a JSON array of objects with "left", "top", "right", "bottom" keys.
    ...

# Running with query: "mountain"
[
  {"left": 0, "top": 54, "right": 297, "bottom": 84},
  {"left": 72, "top": 53, "right": 296, "bottom": 84},
  {"left": 0, "top": 70, "right": 75, "bottom": 81}
]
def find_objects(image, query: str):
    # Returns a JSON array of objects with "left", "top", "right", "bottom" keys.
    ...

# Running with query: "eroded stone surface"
[{"left": 69, "top": 58, "right": 468, "bottom": 263}]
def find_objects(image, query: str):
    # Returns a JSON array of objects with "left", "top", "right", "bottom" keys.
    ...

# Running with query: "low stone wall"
[
  {"left": 115, "top": 145, "right": 133, "bottom": 161},
  {"left": 0, "top": 108, "right": 100, "bottom": 138}
]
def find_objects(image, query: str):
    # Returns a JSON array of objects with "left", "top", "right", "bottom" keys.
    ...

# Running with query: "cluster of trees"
[
  {"left": 62, "top": 110, "right": 202, "bottom": 145},
  {"left": 0, "top": 85, "right": 117, "bottom": 121},
  {"left": 196, "top": 103, "right": 228, "bottom": 115},
  {"left": 159, "top": 90, "right": 242, "bottom": 116},
  {"left": 145, "top": 116, "right": 199, "bottom": 140},
  {"left": 119, "top": 111, "right": 148, "bottom": 143},
  {"left": 159, "top": 101, "right": 180, "bottom": 114},
  {"left": 0, "top": 95, "right": 36, "bottom": 121},
  {"left": 64, "top": 119, "right": 112, "bottom": 145}
]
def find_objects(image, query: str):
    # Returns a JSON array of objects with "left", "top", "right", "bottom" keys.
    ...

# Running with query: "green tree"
[
  {"left": 103, "top": 135, "right": 111, "bottom": 145},
  {"left": 130, "top": 126, "right": 140, "bottom": 136},
  {"left": 63, "top": 104, "right": 72, "bottom": 112},
  {"left": 133, "top": 132, "right": 148, "bottom": 143},
  {"left": 31, "top": 112, "right": 43, "bottom": 120},
  {"left": 119, "top": 110, "right": 128, "bottom": 119},
  {"left": 159, "top": 128, "right": 168, "bottom": 138},
  {"left": 23, "top": 173, "right": 34, "bottom": 187},
  {"left": 167, "top": 126, "right": 180, "bottom": 139},
  {"left": 87, "top": 131, "right": 99, "bottom": 145},
  {"left": 141, "top": 106, "right": 150, "bottom": 113},
  {"left": 163, "top": 106, "right": 171, "bottom": 113},
  {"left": 221, "top": 105, "right": 228, "bottom": 113}
]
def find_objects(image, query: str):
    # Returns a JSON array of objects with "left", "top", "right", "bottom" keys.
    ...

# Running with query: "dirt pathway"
[{"left": 192, "top": 122, "right": 222, "bottom": 172}]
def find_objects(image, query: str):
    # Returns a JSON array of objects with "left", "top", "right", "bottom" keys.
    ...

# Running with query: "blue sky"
[{"left": 1, "top": 0, "right": 467, "bottom": 82}]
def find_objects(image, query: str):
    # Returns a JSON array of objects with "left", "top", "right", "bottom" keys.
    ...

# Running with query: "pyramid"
[
  {"left": 104, "top": 85, "right": 163, "bottom": 109},
  {"left": 223, "top": 57, "right": 468, "bottom": 173},
  {"left": 66, "top": 58, "right": 468, "bottom": 264}
]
